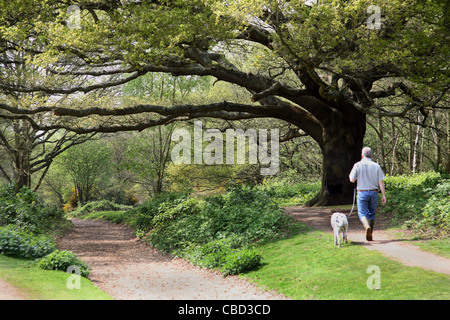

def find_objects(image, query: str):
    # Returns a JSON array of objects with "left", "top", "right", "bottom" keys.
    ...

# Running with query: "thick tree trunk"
[
  {"left": 304, "top": 106, "right": 366, "bottom": 206},
  {"left": 12, "top": 121, "right": 32, "bottom": 193},
  {"left": 308, "top": 139, "right": 363, "bottom": 206},
  {"left": 14, "top": 151, "right": 31, "bottom": 193}
]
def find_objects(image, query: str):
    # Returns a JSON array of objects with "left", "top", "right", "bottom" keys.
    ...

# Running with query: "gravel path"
[
  {"left": 2, "top": 207, "right": 449, "bottom": 300},
  {"left": 56, "top": 219, "right": 287, "bottom": 300},
  {"left": 0, "top": 279, "right": 27, "bottom": 300}
]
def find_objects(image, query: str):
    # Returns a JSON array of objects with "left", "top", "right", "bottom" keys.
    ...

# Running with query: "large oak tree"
[{"left": 0, "top": 0, "right": 448, "bottom": 205}]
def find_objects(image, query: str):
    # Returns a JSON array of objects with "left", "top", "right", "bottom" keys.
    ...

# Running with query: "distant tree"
[
  {"left": 0, "top": 49, "right": 95, "bottom": 193},
  {"left": 124, "top": 125, "right": 175, "bottom": 196},
  {"left": 58, "top": 139, "right": 112, "bottom": 205},
  {"left": 0, "top": 116, "right": 95, "bottom": 193}
]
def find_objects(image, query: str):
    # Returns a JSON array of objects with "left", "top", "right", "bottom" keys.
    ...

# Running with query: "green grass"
[
  {"left": 81, "top": 210, "right": 450, "bottom": 299},
  {"left": 63, "top": 209, "right": 450, "bottom": 300},
  {"left": 413, "top": 238, "right": 450, "bottom": 259},
  {"left": 0, "top": 254, "right": 112, "bottom": 300},
  {"left": 384, "top": 229, "right": 450, "bottom": 259},
  {"left": 242, "top": 223, "right": 450, "bottom": 300}
]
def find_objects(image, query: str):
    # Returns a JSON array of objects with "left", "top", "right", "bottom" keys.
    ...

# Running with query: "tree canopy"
[{"left": 0, "top": 0, "right": 448, "bottom": 204}]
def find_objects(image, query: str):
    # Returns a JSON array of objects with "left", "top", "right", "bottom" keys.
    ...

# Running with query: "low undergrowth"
[
  {"left": 68, "top": 199, "right": 132, "bottom": 218},
  {"left": 0, "top": 184, "right": 91, "bottom": 279},
  {"left": 381, "top": 172, "right": 449, "bottom": 237},
  {"left": 243, "top": 223, "right": 450, "bottom": 300},
  {"left": 123, "top": 185, "right": 294, "bottom": 276}
]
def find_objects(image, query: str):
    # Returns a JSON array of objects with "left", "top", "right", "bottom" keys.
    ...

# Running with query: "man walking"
[{"left": 349, "top": 147, "right": 386, "bottom": 241}]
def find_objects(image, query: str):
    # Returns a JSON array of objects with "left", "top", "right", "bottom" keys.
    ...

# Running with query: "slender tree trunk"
[
  {"left": 390, "top": 119, "right": 403, "bottom": 175},
  {"left": 446, "top": 111, "right": 450, "bottom": 173},
  {"left": 412, "top": 112, "right": 422, "bottom": 174},
  {"left": 430, "top": 109, "right": 441, "bottom": 169},
  {"left": 378, "top": 116, "right": 387, "bottom": 173},
  {"left": 33, "top": 164, "right": 51, "bottom": 192},
  {"left": 420, "top": 126, "right": 425, "bottom": 172}
]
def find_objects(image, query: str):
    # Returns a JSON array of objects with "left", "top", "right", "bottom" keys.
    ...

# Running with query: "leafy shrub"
[
  {"left": 0, "top": 184, "right": 66, "bottom": 234},
  {"left": 187, "top": 236, "right": 245, "bottom": 267},
  {"left": 382, "top": 172, "right": 440, "bottom": 222},
  {"left": 409, "top": 179, "right": 450, "bottom": 236},
  {"left": 145, "top": 202, "right": 212, "bottom": 252},
  {"left": 125, "top": 186, "right": 293, "bottom": 275},
  {"left": 0, "top": 225, "right": 56, "bottom": 259},
  {"left": 184, "top": 236, "right": 261, "bottom": 276},
  {"left": 38, "top": 250, "right": 90, "bottom": 277},
  {"left": 384, "top": 171, "right": 442, "bottom": 190},
  {"left": 144, "top": 190, "right": 291, "bottom": 252},
  {"left": 125, "top": 192, "right": 189, "bottom": 237},
  {"left": 124, "top": 193, "right": 139, "bottom": 206},
  {"left": 64, "top": 188, "right": 80, "bottom": 211},
  {"left": 381, "top": 172, "right": 449, "bottom": 236},
  {"left": 222, "top": 183, "right": 273, "bottom": 207},
  {"left": 152, "top": 197, "right": 206, "bottom": 229},
  {"left": 82, "top": 211, "right": 127, "bottom": 224},
  {"left": 220, "top": 249, "right": 262, "bottom": 276},
  {"left": 259, "top": 179, "right": 320, "bottom": 205}
]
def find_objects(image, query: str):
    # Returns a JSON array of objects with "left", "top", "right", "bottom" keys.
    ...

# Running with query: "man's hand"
[{"left": 379, "top": 180, "right": 386, "bottom": 206}]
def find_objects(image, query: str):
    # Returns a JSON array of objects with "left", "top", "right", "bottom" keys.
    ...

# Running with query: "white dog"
[{"left": 331, "top": 212, "right": 348, "bottom": 248}]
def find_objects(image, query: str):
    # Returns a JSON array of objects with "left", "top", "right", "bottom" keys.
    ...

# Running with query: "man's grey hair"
[{"left": 362, "top": 147, "right": 373, "bottom": 158}]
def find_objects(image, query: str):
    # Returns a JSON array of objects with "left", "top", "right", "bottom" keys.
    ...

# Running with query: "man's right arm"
[{"left": 349, "top": 164, "right": 357, "bottom": 183}]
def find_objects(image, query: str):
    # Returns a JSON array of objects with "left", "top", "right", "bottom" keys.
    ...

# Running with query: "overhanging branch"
[
  {"left": 0, "top": 101, "right": 283, "bottom": 133},
  {"left": 0, "top": 71, "right": 144, "bottom": 95}
]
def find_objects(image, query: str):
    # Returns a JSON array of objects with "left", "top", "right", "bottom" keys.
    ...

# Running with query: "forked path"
[
  {"left": 57, "top": 219, "right": 287, "bottom": 300},
  {"left": 284, "top": 206, "right": 450, "bottom": 275},
  {"left": 2, "top": 208, "right": 449, "bottom": 300}
]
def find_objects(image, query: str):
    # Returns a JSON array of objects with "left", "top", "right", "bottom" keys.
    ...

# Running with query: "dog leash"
[{"left": 348, "top": 187, "right": 356, "bottom": 218}]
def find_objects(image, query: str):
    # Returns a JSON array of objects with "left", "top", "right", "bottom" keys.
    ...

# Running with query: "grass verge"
[
  {"left": 242, "top": 223, "right": 450, "bottom": 300},
  {"left": 322, "top": 202, "right": 450, "bottom": 259},
  {"left": 385, "top": 229, "right": 450, "bottom": 259},
  {"left": 0, "top": 254, "right": 112, "bottom": 300},
  {"left": 78, "top": 210, "right": 126, "bottom": 224},
  {"left": 413, "top": 238, "right": 450, "bottom": 259}
]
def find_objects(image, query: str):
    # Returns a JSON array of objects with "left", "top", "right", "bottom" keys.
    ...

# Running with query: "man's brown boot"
[
  {"left": 361, "top": 217, "right": 373, "bottom": 241},
  {"left": 369, "top": 220, "right": 375, "bottom": 240}
]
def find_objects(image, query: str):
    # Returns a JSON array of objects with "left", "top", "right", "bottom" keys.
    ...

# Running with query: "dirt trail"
[
  {"left": 0, "top": 279, "right": 27, "bottom": 300},
  {"left": 284, "top": 206, "right": 450, "bottom": 275},
  {"left": 56, "top": 219, "right": 287, "bottom": 300}
]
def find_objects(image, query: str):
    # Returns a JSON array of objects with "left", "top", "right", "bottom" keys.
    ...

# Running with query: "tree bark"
[
  {"left": 278, "top": 94, "right": 366, "bottom": 206},
  {"left": 14, "top": 151, "right": 31, "bottom": 193},
  {"left": 12, "top": 120, "right": 32, "bottom": 193},
  {"left": 305, "top": 106, "right": 366, "bottom": 206},
  {"left": 412, "top": 112, "right": 422, "bottom": 174},
  {"left": 446, "top": 110, "right": 450, "bottom": 173},
  {"left": 378, "top": 116, "right": 387, "bottom": 173},
  {"left": 430, "top": 109, "right": 441, "bottom": 170}
]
